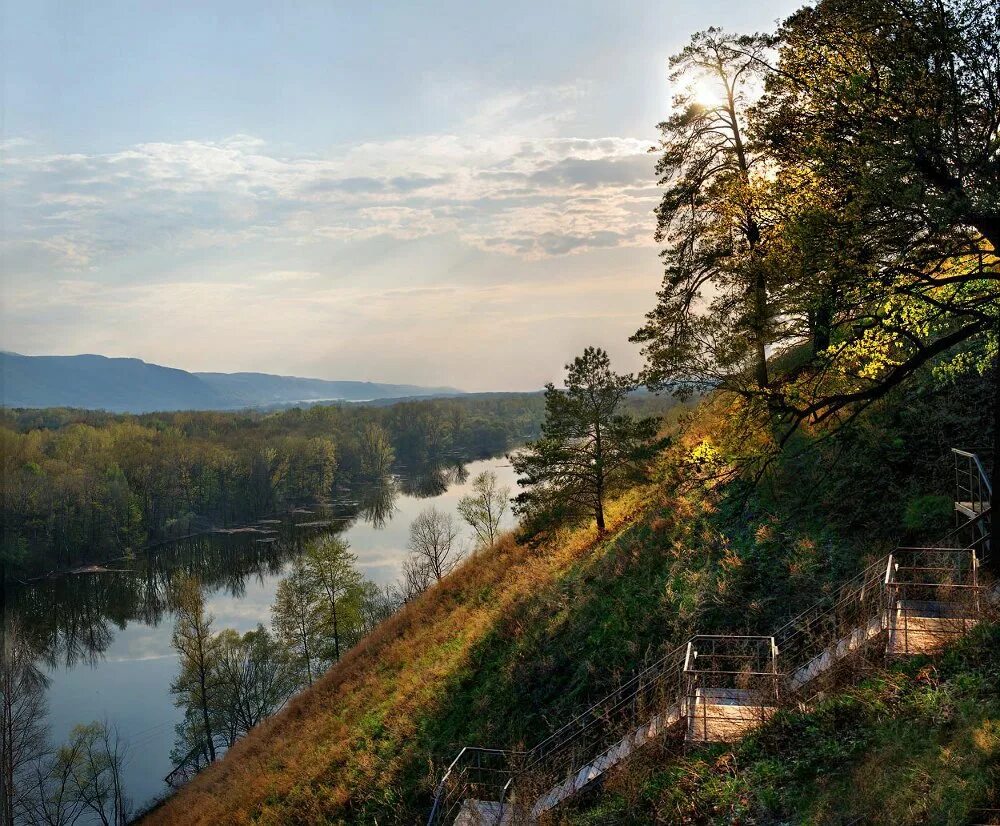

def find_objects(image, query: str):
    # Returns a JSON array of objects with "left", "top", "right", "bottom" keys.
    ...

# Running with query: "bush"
[{"left": 902, "top": 494, "right": 953, "bottom": 533}]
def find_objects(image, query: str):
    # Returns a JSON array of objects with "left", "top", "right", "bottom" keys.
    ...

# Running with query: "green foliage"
[
  {"left": 902, "top": 494, "right": 953, "bottom": 533},
  {"left": 170, "top": 575, "right": 222, "bottom": 764},
  {"left": 633, "top": 28, "right": 780, "bottom": 395},
  {"left": 635, "top": 1, "right": 999, "bottom": 457},
  {"left": 305, "top": 536, "right": 365, "bottom": 661},
  {"left": 271, "top": 558, "right": 327, "bottom": 686},
  {"left": 512, "top": 347, "right": 667, "bottom": 534},
  {"left": 457, "top": 470, "right": 510, "bottom": 549},
  {"left": 0, "top": 394, "right": 549, "bottom": 579}
]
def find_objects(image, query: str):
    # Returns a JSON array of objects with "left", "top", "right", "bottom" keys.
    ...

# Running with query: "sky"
[{"left": 1, "top": 0, "right": 802, "bottom": 391}]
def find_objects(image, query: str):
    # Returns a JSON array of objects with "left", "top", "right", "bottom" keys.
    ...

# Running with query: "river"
[{"left": 7, "top": 456, "right": 519, "bottom": 816}]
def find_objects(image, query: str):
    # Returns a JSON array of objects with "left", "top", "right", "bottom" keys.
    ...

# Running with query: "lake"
[{"left": 7, "top": 456, "right": 519, "bottom": 816}]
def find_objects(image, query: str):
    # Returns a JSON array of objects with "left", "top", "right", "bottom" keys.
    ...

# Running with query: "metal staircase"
[{"left": 428, "top": 449, "right": 993, "bottom": 825}]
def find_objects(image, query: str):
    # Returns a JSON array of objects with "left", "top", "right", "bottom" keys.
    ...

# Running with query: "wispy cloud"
[
  {"left": 2, "top": 130, "right": 657, "bottom": 276},
  {"left": 0, "top": 85, "right": 662, "bottom": 389}
]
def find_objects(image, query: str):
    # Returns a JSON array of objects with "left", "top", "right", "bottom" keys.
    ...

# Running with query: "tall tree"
[
  {"left": 170, "top": 576, "right": 220, "bottom": 764},
  {"left": 1, "top": 618, "right": 48, "bottom": 826},
  {"left": 632, "top": 28, "right": 782, "bottom": 397},
  {"left": 757, "top": 0, "right": 999, "bottom": 522},
  {"left": 512, "top": 347, "right": 665, "bottom": 535},
  {"left": 61, "top": 722, "right": 130, "bottom": 826},
  {"left": 457, "top": 470, "right": 510, "bottom": 550},
  {"left": 304, "top": 536, "right": 363, "bottom": 662},
  {"left": 272, "top": 559, "right": 325, "bottom": 686},
  {"left": 213, "top": 626, "right": 297, "bottom": 747},
  {"left": 358, "top": 424, "right": 395, "bottom": 480}
]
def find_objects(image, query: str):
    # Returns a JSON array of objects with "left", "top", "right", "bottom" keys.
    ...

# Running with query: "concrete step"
[
  {"left": 787, "top": 612, "right": 887, "bottom": 691},
  {"left": 956, "top": 500, "right": 987, "bottom": 518},
  {"left": 685, "top": 688, "right": 775, "bottom": 743},
  {"left": 530, "top": 702, "right": 684, "bottom": 818},
  {"left": 887, "top": 601, "right": 977, "bottom": 655},
  {"left": 453, "top": 799, "right": 511, "bottom": 826}
]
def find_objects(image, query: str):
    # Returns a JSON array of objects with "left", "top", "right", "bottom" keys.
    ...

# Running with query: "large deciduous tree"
[
  {"left": 758, "top": 0, "right": 999, "bottom": 529},
  {"left": 632, "top": 29, "right": 783, "bottom": 397},
  {"left": 512, "top": 347, "right": 665, "bottom": 535}
]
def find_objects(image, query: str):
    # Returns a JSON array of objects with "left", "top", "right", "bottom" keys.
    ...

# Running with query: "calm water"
[{"left": 9, "top": 456, "right": 519, "bottom": 815}]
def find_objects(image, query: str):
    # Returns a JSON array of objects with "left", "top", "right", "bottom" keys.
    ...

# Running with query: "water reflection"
[
  {"left": 358, "top": 480, "right": 398, "bottom": 529},
  {"left": 3, "top": 456, "right": 519, "bottom": 815}
]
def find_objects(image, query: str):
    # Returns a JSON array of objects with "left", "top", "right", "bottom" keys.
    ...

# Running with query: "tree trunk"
[
  {"left": 991, "top": 348, "right": 998, "bottom": 571},
  {"left": 198, "top": 640, "right": 216, "bottom": 762},
  {"left": 811, "top": 293, "right": 833, "bottom": 356},
  {"left": 753, "top": 266, "right": 770, "bottom": 390},
  {"left": 594, "top": 498, "right": 606, "bottom": 534},
  {"left": 331, "top": 591, "right": 341, "bottom": 662}
]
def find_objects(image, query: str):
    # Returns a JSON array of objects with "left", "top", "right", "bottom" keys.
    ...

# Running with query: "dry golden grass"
[{"left": 141, "top": 487, "right": 652, "bottom": 825}]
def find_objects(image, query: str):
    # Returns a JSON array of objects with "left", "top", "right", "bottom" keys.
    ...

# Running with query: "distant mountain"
[
  {"left": 0, "top": 353, "right": 463, "bottom": 413},
  {"left": 195, "top": 371, "right": 461, "bottom": 407}
]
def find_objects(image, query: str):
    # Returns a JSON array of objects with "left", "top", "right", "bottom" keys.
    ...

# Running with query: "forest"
[{"left": 0, "top": 394, "right": 543, "bottom": 579}]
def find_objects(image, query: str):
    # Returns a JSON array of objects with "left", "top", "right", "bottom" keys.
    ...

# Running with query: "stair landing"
[
  {"left": 887, "top": 600, "right": 977, "bottom": 655},
  {"left": 686, "top": 688, "right": 775, "bottom": 743}
]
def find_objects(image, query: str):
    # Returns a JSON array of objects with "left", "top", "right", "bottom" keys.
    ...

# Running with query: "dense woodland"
[
  {"left": 0, "top": 392, "right": 679, "bottom": 581},
  {"left": 0, "top": 395, "right": 545, "bottom": 579}
]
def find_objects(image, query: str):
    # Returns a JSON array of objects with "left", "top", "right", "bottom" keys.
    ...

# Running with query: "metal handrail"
[
  {"left": 525, "top": 640, "right": 688, "bottom": 766},
  {"left": 952, "top": 448, "right": 993, "bottom": 496}
]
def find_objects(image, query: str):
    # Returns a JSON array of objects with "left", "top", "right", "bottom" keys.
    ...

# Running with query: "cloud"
[
  {"left": 1, "top": 124, "right": 663, "bottom": 390},
  {"left": 1, "top": 132, "right": 658, "bottom": 276}
]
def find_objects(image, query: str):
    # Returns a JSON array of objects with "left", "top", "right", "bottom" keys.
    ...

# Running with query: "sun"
[{"left": 691, "top": 76, "right": 724, "bottom": 108}]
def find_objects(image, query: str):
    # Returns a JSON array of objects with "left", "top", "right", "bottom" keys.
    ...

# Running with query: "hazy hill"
[
  {"left": 0, "top": 352, "right": 463, "bottom": 413},
  {"left": 195, "top": 371, "right": 461, "bottom": 407}
]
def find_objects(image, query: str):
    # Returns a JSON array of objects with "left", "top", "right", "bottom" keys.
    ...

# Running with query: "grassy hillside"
[{"left": 141, "top": 371, "right": 993, "bottom": 825}]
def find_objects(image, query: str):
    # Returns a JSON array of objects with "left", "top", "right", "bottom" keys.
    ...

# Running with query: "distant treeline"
[{"left": 0, "top": 394, "right": 544, "bottom": 578}]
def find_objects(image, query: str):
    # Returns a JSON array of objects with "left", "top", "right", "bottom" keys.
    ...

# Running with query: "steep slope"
[{"left": 140, "top": 373, "right": 993, "bottom": 825}]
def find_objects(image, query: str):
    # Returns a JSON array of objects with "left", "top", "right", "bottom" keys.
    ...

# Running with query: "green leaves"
[{"left": 512, "top": 347, "right": 667, "bottom": 535}]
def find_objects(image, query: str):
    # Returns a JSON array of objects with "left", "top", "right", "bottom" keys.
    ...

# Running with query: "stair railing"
[
  {"left": 774, "top": 555, "right": 892, "bottom": 693},
  {"left": 427, "top": 747, "right": 521, "bottom": 826},
  {"left": 953, "top": 448, "right": 992, "bottom": 521}
]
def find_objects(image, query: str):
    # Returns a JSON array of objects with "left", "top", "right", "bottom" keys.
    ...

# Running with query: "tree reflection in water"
[{"left": 3, "top": 459, "right": 479, "bottom": 672}]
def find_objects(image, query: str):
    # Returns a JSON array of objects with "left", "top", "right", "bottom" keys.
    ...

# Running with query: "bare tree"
[
  {"left": 400, "top": 555, "right": 435, "bottom": 602},
  {"left": 25, "top": 743, "right": 83, "bottom": 826},
  {"left": 407, "top": 507, "right": 462, "bottom": 583},
  {"left": 457, "top": 470, "right": 510, "bottom": 550},
  {"left": 1, "top": 617, "right": 49, "bottom": 826},
  {"left": 357, "top": 581, "right": 402, "bottom": 634}
]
